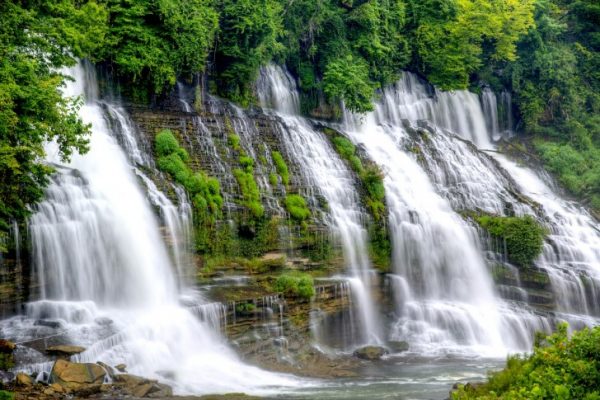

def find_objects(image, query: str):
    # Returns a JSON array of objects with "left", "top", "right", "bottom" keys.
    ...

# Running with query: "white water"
[
  {"left": 357, "top": 71, "right": 600, "bottom": 355},
  {"left": 257, "top": 65, "right": 382, "bottom": 346},
  {"left": 342, "top": 102, "right": 523, "bottom": 357},
  {"left": 4, "top": 63, "right": 298, "bottom": 395}
]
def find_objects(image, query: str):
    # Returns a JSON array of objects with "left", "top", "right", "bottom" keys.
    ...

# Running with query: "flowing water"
[
  {"left": 0, "top": 63, "right": 298, "bottom": 395},
  {"left": 2, "top": 62, "right": 599, "bottom": 399},
  {"left": 341, "top": 71, "right": 600, "bottom": 358},
  {"left": 257, "top": 65, "right": 382, "bottom": 347}
]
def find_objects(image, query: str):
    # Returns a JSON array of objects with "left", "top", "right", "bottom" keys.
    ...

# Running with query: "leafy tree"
[
  {"left": 0, "top": 0, "right": 107, "bottom": 249},
  {"left": 97, "top": 0, "right": 218, "bottom": 97},
  {"left": 213, "top": 0, "right": 284, "bottom": 105}
]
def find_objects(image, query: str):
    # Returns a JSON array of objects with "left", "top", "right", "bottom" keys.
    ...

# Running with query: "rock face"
[
  {"left": 50, "top": 359, "right": 106, "bottom": 388},
  {"left": 353, "top": 345, "right": 389, "bottom": 360},
  {"left": 45, "top": 345, "right": 86, "bottom": 357}
]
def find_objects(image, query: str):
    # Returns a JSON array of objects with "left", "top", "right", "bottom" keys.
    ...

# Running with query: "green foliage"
[
  {"left": 214, "top": 0, "right": 284, "bottom": 105},
  {"left": 452, "top": 324, "right": 600, "bottom": 400},
  {"left": 235, "top": 302, "right": 256, "bottom": 314},
  {"left": 97, "top": 0, "right": 218, "bottom": 96},
  {"left": 0, "top": 391, "right": 14, "bottom": 400},
  {"left": 271, "top": 151, "right": 289, "bottom": 186},
  {"left": 285, "top": 195, "right": 310, "bottom": 221},
  {"left": 154, "top": 130, "right": 223, "bottom": 230},
  {"left": 233, "top": 169, "right": 264, "bottom": 219},
  {"left": 323, "top": 55, "right": 377, "bottom": 113},
  {"left": 410, "top": 0, "right": 535, "bottom": 89},
  {"left": 332, "top": 136, "right": 364, "bottom": 173},
  {"left": 0, "top": 0, "right": 106, "bottom": 246},
  {"left": 273, "top": 273, "right": 315, "bottom": 300},
  {"left": 475, "top": 215, "right": 547, "bottom": 268},
  {"left": 228, "top": 133, "right": 241, "bottom": 151}
]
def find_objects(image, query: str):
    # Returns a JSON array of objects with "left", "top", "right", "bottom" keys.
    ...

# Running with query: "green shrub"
[
  {"left": 233, "top": 168, "right": 264, "bottom": 218},
  {"left": 155, "top": 130, "right": 180, "bottom": 157},
  {"left": 239, "top": 155, "right": 254, "bottom": 172},
  {"left": 285, "top": 194, "right": 310, "bottom": 221},
  {"left": 475, "top": 215, "right": 547, "bottom": 268},
  {"left": 452, "top": 324, "right": 600, "bottom": 400},
  {"left": 274, "top": 273, "right": 315, "bottom": 300},
  {"left": 271, "top": 151, "right": 289, "bottom": 186},
  {"left": 0, "top": 391, "right": 13, "bottom": 400},
  {"left": 154, "top": 131, "right": 223, "bottom": 229},
  {"left": 269, "top": 172, "right": 278, "bottom": 186},
  {"left": 235, "top": 302, "right": 256, "bottom": 313},
  {"left": 228, "top": 133, "right": 241, "bottom": 151}
]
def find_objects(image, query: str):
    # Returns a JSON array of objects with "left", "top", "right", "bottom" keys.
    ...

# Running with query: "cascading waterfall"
[
  {"left": 257, "top": 65, "right": 382, "bottom": 346},
  {"left": 4, "top": 63, "right": 297, "bottom": 395},
  {"left": 357, "top": 71, "right": 600, "bottom": 355},
  {"left": 342, "top": 105, "right": 524, "bottom": 356}
]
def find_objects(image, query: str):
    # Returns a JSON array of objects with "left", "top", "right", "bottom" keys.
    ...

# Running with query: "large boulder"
[
  {"left": 15, "top": 372, "right": 33, "bottom": 387},
  {"left": 353, "top": 345, "right": 389, "bottom": 361},
  {"left": 387, "top": 340, "right": 409, "bottom": 353},
  {"left": 50, "top": 359, "right": 106, "bottom": 389},
  {"left": 114, "top": 374, "right": 172, "bottom": 398},
  {"left": 0, "top": 340, "right": 16, "bottom": 354},
  {"left": 46, "top": 345, "right": 86, "bottom": 357}
]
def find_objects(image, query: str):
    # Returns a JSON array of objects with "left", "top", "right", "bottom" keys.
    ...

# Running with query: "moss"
[
  {"left": 271, "top": 151, "right": 289, "bottom": 186},
  {"left": 155, "top": 129, "right": 180, "bottom": 156},
  {"left": 475, "top": 214, "right": 548, "bottom": 268},
  {"left": 228, "top": 133, "right": 241, "bottom": 151},
  {"left": 273, "top": 273, "right": 315, "bottom": 301},
  {"left": 154, "top": 130, "right": 223, "bottom": 254},
  {"left": 285, "top": 194, "right": 310, "bottom": 221},
  {"left": 233, "top": 168, "right": 264, "bottom": 219},
  {"left": 0, "top": 391, "right": 13, "bottom": 400},
  {"left": 269, "top": 172, "right": 278, "bottom": 186}
]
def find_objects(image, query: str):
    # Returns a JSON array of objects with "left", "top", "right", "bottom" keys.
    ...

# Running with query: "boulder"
[
  {"left": 387, "top": 340, "right": 409, "bottom": 352},
  {"left": 15, "top": 372, "right": 33, "bottom": 387},
  {"left": 0, "top": 340, "right": 16, "bottom": 354},
  {"left": 46, "top": 345, "right": 86, "bottom": 357},
  {"left": 353, "top": 345, "right": 389, "bottom": 361},
  {"left": 115, "top": 364, "right": 127, "bottom": 373},
  {"left": 50, "top": 359, "right": 106, "bottom": 387}
]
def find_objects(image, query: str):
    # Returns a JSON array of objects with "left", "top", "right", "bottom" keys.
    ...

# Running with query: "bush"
[
  {"left": 233, "top": 168, "right": 264, "bottom": 218},
  {"left": 452, "top": 324, "right": 600, "bottom": 400},
  {"left": 285, "top": 194, "right": 310, "bottom": 221},
  {"left": 274, "top": 273, "right": 315, "bottom": 300},
  {"left": 475, "top": 215, "right": 547, "bottom": 268},
  {"left": 228, "top": 134, "right": 241, "bottom": 151},
  {"left": 154, "top": 131, "right": 223, "bottom": 227},
  {"left": 239, "top": 155, "right": 254, "bottom": 172},
  {"left": 271, "top": 151, "right": 289, "bottom": 186},
  {"left": 155, "top": 130, "right": 180, "bottom": 157}
]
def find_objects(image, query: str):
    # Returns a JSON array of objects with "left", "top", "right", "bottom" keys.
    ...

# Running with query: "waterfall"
[
  {"left": 7, "top": 63, "right": 297, "bottom": 395},
  {"left": 256, "top": 65, "right": 382, "bottom": 347},
  {"left": 342, "top": 106, "right": 524, "bottom": 356},
  {"left": 357, "top": 71, "right": 600, "bottom": 355}
]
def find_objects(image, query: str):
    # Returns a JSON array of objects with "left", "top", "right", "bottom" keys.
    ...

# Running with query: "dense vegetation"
[
  {"left": 453, "top": 324, "right": 600, "bottom": 400},
  {"left": 1, "top": 0, "right": 598, "bottom": 243},
  {"left": 273, "top": 273, "right": 315, "bottom": 301},
  {"left": 154, "top": 130, "right": 224, "bottom": 251},
  {"left": 475, "top": 215, "right": 547, "bottom": 268}
]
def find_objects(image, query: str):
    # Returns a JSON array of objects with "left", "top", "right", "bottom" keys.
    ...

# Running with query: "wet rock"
[
  {"left": 96, "top": 361, "right": 115, "bottom": 378},
  {"left": 49, "top": 383, "right": 64, "bottom": 393},
  {"left": 387, "top": 340, "right": 409, "bottom": 352},
  {"left": 0, "top": 339, "right": 16, "bottom": 353},
  {"left": 50, "top": 359, "right": 106, "bottom": 387},
  {"left": 148, "top": 382, "right": 173, "bottom": 397},
  {"left": 16, "top": 372, "right": 33, "bottom": 386},
  {"left": 94, "top": 317, "right": 113, "bottom": 326},
  {"left": 45, "top": 345, "right": 86, "bottom": 357},
  {"left": 353, "top": 345, "right": 388, "bottom": 360},
  {"left": 132, "top": 382, "right": 154, "bottom": 397},
  {"left": 0, "top": 370, "right": 15, "bottom": 384},
  {"left": 71, "top": 383, "right": 102, "bottom": 396},
  {"left": 34, "top": 319, "right": 63, "bottom": 329},
  {"left": 114, "top": 373, "right": 149, "bottom": 387},
  {"left": 115, "top": 363, "right": 127, "bottom": 372}
]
